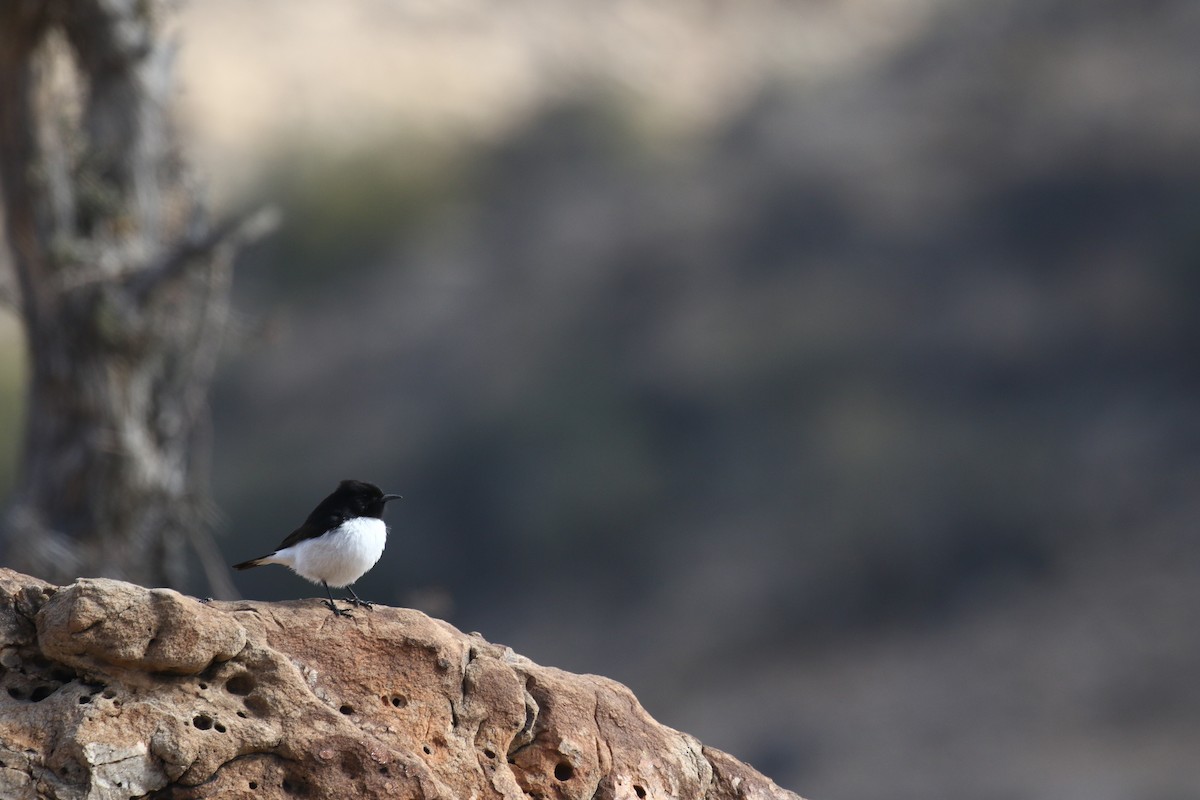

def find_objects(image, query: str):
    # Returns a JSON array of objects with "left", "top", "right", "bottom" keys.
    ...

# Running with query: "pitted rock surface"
[{"left": 0, "top": 568, "right": 803, "bottom": 800}]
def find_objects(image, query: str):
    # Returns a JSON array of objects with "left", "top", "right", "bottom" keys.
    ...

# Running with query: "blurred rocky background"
[{"left": 3, "top": 0, "right": 1200, "bottom": 798}]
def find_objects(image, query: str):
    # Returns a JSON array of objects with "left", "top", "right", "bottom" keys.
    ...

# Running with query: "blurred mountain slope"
[{"left": 208, "top": 0, "right": 1200, "bottom": 798}]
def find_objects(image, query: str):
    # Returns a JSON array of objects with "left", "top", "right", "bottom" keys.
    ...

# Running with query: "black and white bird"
[{"left": 232, "top": 479, "right": 402, "bottom": 616}]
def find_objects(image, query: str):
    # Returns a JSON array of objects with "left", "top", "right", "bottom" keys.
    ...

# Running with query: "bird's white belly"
[{"left": 276, "top": 517, "right": 387, "bottom": 587}]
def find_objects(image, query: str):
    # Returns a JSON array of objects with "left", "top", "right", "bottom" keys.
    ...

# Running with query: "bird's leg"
[
  {"left": 344, "top": 586, "right": 374, "bottom": 610},
  {"left": 323, "top": 582, "right": 352, "bottom": 617}
]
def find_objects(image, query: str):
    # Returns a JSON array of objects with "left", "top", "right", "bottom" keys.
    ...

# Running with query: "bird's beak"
[{"left": 383, "top": 494, "right": 403, "bottom": 503}]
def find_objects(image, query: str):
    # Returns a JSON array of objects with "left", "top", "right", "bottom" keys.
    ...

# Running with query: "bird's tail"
[{"left": 232, "top": 555, "right": 275, "bottom": 571}]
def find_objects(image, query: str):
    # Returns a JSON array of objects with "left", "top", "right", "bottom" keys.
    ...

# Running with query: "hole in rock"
[
  {"left": 192, "top": 714, "right": 214, "bottom": 730},
  {"left": 198, "top": 682, "right": 207, "bottom": 690},
  {"left": 51, "top": 668, "right": 76, "bottom": 684},
  {"left": 389, "top": 694, "right": 407, "bottom": 708},
  {"left": 422, "top": 746, "right": 432, "bottom": 755},
  {"left": 78, "top": 695, "right": 91, "bottom": 704},
  {"left": 339, "top": 752, "right": 363, "bottom": 776},
  {"left": 226, "top": 674, "right": 255, "bottom": 696},
  {"left": 339, "top": 704, "right": 354, "bottom": 715},
  {"left": 281, "top": 774, "right": 313, "bottom": 797},
  {"left": 30, "top": 686, "right": 55, "bottom": 702},
  {"left": 243, "top": 695, "right": 270, "bottom": 717},
  {"left": 554, "top": 762, "right": 574, "bottom": 781},
  {"left": 7, "top": 688, "right": 22, "bottom": 700},
  {"left": 249, "top": 781, "right": 258, "bottom": 790},
  {"left": 483, "top": 749, "right": 496, "bottom": 760},
  {"left": 215, "top": 722, "right": 227, "bottom": 733},
  {"left": 102, "top": 689, "right": 116, "bottom": 700},
  {"left": 237, "top": 711, "right": 248, "bottom": 718},
  {"left": 634, "top": 785, "right": 646, "bottom": 798},
  {"left": 379, "top": 766, "right": 389, "bottom": 776}
]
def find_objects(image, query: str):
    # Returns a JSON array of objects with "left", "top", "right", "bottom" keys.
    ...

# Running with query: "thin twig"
[{"left": 126, "top": 204, "right": 280, "bottom": 304}]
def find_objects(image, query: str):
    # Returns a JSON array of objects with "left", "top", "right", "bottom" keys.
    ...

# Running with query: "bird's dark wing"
[
  {"left": 273, "top": 494, "right": 348, "bottom": 550},
  {"left": 273, "top": 519, "right": 329, "bottom": 550}
]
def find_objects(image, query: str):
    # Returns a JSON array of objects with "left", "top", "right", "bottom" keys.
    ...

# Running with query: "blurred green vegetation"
[
  {"left": 236, "top": 135, "right": 471, "bottom": 300},
  {"left": 231, "top": 103, "right": 661, "bottom": 306}
]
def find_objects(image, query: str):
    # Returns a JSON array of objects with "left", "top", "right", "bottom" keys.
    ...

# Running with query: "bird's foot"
[
  {"left": 344, "top": 595, "right": 374, "bottom": 610},
  {"left": 323, "top": 598, "right": 354, "bottom": 617}
]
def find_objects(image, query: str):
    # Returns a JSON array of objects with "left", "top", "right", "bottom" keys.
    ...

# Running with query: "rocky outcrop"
[{"left": 0, "top": 569, "right": 802, "bottom": 800}]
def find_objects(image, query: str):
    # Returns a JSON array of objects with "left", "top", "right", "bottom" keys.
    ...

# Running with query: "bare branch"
[{"left": 125, "top": 205, "right": 280, "bottom": 304}]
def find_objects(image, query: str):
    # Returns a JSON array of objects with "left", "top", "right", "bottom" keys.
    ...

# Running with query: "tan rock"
[
  {"left": 37, "top": 579, "right": 247, "bottom": 676},
  {"left": 0, "top": 568, "right": 803, "bottom": 800}
]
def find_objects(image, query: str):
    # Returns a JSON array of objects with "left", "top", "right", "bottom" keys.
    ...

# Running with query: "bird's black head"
[{"left": 329, "top": 479, "right": 402, "bottom": 520}]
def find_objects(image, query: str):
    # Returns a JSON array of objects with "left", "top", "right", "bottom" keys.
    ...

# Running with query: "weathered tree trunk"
[{"left": 0, "top": 1, "right": 262, "bottom": 590}]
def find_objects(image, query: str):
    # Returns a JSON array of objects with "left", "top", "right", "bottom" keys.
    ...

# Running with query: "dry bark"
[
  {"left": 0, "top": 568, "right": 803, "bottom": 800},
  {"left": 0, "top": 0, "right": 267, "bottom": 590}
]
